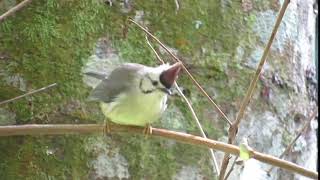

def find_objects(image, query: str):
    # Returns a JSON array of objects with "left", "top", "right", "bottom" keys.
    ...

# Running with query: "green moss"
[
  {"left": 281, "top": 129, "right": 292, "bottom": 146},
  {"left": 103, "top": 2, "right": 258, "bottom": 176},
  {"left": 0, "top": 0, "right": 107, "bottom": 179},
  {"left": 115, "top": 28, "right": 157, "bottom": 66},
  {"left": 0, "top": 83, "right": 22, "bottom": 101},
  {"left": 253, "top": 0, "right": 280, "bottom": 11},
  {"left": 118, "top": 134, "right": 213, "bottom": 180},
  {"left": 0, "top": 0, "right": 109, "bottom": 121},
  {"left": 0, "top": 0, "right": 258, "bottom": 179},
  {"left": 0, "top": 136, "right": 89, "bottom": 180}
]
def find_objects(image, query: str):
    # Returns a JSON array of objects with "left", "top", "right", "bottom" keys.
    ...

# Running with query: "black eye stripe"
[
  {"left": 139, "top": 78, "right": 169, "bottom": 95},
  {"left": 146, "top": 74, "right": 159, "bottom": 86},
  {"left": 152, "top": 81, "right": 158, "bottom": 86}
]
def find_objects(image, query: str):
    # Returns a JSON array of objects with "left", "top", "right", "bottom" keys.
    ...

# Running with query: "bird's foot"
[
  {"left": 143, "top": 124, "right": 153, "bottom": 138},
  {"left": 104, "top": 119, "right": 111, "bottom": 135},
  {"left": 79, "top": 105, "right": 88, "bottom": 119}
]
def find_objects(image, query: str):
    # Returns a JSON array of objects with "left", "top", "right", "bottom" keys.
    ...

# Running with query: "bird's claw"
[
  {"left": 143, "top": 124, "right": 153, "bottom": 138},
  {"left": 104, "top": 119, "right": 111, "bottom": 135}
]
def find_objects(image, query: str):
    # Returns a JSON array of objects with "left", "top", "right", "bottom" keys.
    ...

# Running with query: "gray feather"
[
  {"left": 88, "top": 63, "right": 145, "bottom": 103},
  {"left": 84, "top": 72, "right": 107, "bottom": 80}
]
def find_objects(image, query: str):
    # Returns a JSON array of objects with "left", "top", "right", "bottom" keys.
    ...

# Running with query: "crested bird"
[{"left": 87, "top": 62, "right": 182, "bottom": 133}]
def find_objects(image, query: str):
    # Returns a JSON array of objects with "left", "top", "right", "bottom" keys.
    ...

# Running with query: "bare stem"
[
  {"left": 218, "top": 0, "right": 290, "bottom": 179},
  {"left": 233, "top": 0, "right": 290, "bottom": 129},
  {"left": 129, "top": 18, "right": 232, "bottom": 126},
  {"left": 145, "top": 35, "right": 164, "bottom": 64},
  {"left": 224, "top": 156, "right": 239, "bottom": 180},
  {"left": 174, "top": 0, "right": 180, "bottom": 14},
  {"left": 0, "top": 0, "right": 33, "bottom": 22},
  {"left": 267, "top": 108, "right": 318, "bottom": 174},
  {"left": 146, "top": 33, "right": 220, "bottom": 175},
  {"left": 0, "top": 124, "right": 317, "bottom": 179},
  {"left": 0, "top": 83, "right": 58, "bottom": 106},
  {"left": 175, "top": 82, "right": 220, "bottom": 175}
]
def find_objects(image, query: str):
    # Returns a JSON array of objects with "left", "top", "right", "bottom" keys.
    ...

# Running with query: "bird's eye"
[{"left": 152, "top": 81, "right": 158, "bottom": 86}]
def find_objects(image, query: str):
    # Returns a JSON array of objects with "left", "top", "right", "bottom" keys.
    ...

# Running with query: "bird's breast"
[{"left": 101, "top": 90, "right": 167, "bottom": 126}]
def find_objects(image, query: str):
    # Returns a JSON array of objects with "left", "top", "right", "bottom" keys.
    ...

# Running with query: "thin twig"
[
  {"left": 129, "top": 18, "right": 232, "bottom": 126},
  {"left": 267, "top": 108, "right": 318, "bottom": 174},
  {"left": 224, "top": 156, "right": 239, "bottom": 180},
  {"left": 146, "top": 34, "right": 220, "bottom": 175},
  {"left": 0, "top": 0, "right": 33, "bottom": 22},
  {"left": 145, "top": 35, "right": 163, "bottom": 64},
  {"left": 174, "top": 0, "right": 180, "bottom": 14},
  {"left": 218, "top": 1, "right": 290, "bottom": 179},
  {"left": 233, "top": 0, "right": 290, "bottom": 129},
  {"left": 0, "top": 124, "right": 317, "bottom": 179},
  {"left": 0, "top": 83, "right": 58, "bottom": 106},
  {"left": 175, "top": 82, "right": 220, "bottom": 175}
]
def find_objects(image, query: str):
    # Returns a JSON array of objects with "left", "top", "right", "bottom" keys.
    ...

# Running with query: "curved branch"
[{"left": 0, "top": 124, "right": 317, "bottom": 179}]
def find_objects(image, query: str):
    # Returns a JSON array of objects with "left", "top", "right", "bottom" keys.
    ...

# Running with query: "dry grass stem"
[
  {"left": 174, "top": 0, "right": 180, "bottom": 14},
  {"left": 0, "top": 0, "right": 33, "bottom": 22},
  {"left": 218, "top": 0, "right": 291, "bottom": 179},
  {"left": 267, "top": 108, "right": 318, "bottom": 174},
  {"left": 129, "top": 18, "right": 232, "bottom": 126},
  {"left": 0, "top": 83, "right": 58, "bottom": 106},
  {"left": 145, "top": 34, "right": 220, "bottom": 175},
  {"left": 174, "top": 82, "right": 220, "bottom": 175},
  {"left": 224, "top": 156, "right": 239, "bottom": 180},
  {"left": 145, "top": 35, "right": 163, "bottom": 64}
]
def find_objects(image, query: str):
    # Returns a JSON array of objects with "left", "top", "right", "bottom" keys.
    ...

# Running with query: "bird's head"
[{"left": 139, "top": 62, "right": 182, "bottom": 95}]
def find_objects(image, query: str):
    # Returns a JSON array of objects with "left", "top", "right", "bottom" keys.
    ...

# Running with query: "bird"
[{"left": 87, "top": 62, "right": 182, "bottom": 133}]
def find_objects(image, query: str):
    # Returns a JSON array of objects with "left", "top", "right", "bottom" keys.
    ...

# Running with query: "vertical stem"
[{"left": 218, "top": 0, "right": 291, "bottom": 179}]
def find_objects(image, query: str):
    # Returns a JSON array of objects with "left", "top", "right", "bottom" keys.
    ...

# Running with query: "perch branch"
[
  {"left": 0, "top": 83, "right": 58, "bottom": 106},
  {"left": 218, "top": 0, "right": 290, "bottom": 179},
  {"left": 0, "top": 0, "right": 33, "bottom": 22},
  {"left": 0, "top": 124, "right": 317, "bottom": 179},
  {"left": 129, "top": 18, "right": 232, "bottom": 126},
  {"left": 145, "top": 34, "right": 220, "bottom": 175},
  {"left": 267, "top": 108, "right": 318, "bottom": 174}
]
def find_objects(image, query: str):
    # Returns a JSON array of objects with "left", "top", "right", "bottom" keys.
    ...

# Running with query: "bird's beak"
[{"left": 160, "top": 62, "right": 183, "bottom": 89}]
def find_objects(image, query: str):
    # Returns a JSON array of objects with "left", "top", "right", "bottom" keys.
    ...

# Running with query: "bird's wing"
[
  {"left": 87, "top": 63, "right": 145, "bottom": 103},
  {"left": 84, "top": 71, "right": 107, "bottom": 80}
]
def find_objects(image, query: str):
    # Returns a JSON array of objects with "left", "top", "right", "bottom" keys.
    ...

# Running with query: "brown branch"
[
  {"left": 145, "top": 35, "right": 164, "bottom": 64},
  {"left": 128, "top": 18, "right": 232, "bottom": 126},
  {"left": 0, "top": 124, "right": 317, "bottom": 179},
  {"left": 0, "top": 0, "right": 33, "bottom": 22},
  {"left": 267, "top": 109, "right": 318, "bottom": 174},
  {"left": 224, "top": 156, "right": 239, "bottom": 180},
  {"left": 145, "top": 34, "right": 220, "bottom": 174},
  {"left": 218, "top": 0, "right": 291, "bottom": 179},
  {"left": 233, "top": 0, "right": 290, "bottom": 129},
  {"left": 0, "top": 83, "right": 58, "bottom": 106},
  {"left": 175, "top": 82, "right": 220, "bottom": 174}
]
